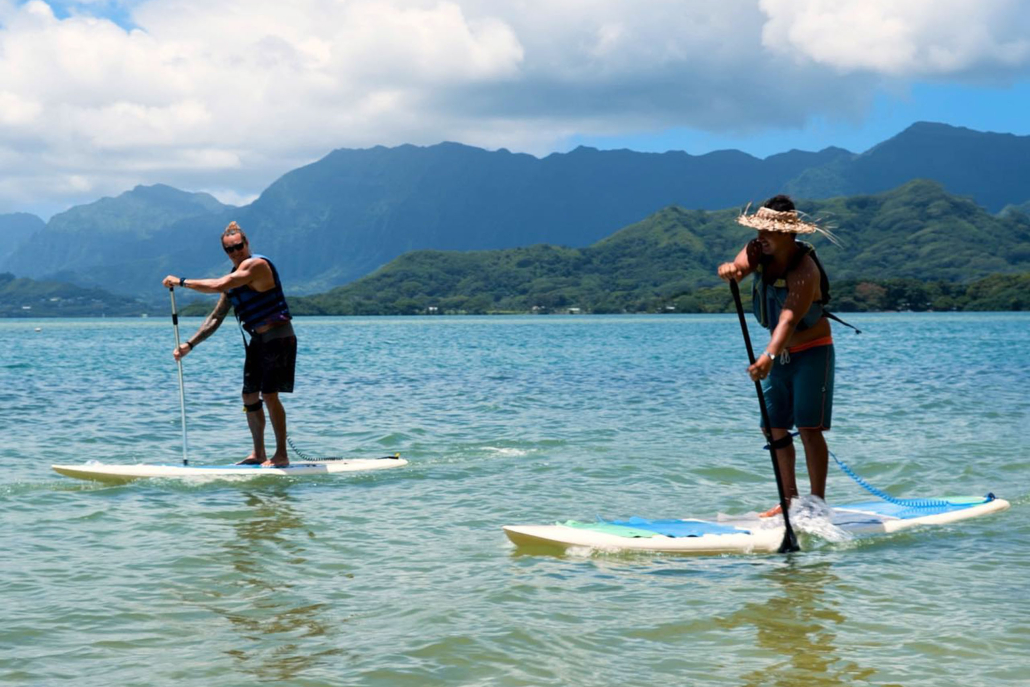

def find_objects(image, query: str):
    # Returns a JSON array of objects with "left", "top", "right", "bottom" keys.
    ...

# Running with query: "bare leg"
[
  {"left": 239, "top": 391, "right": 267, "bottom": 465},
  {"left": 262, "top": 392, "right": 288, "bottom": 467},
  {"left": 799, "top": 428, "right": 828, "bottom": 499},
  {"left": 760, "top": 427, "right": 798, "bottom": 517},
  {"left": 769, "top": 427, "right": 798, "bottom": 501}
]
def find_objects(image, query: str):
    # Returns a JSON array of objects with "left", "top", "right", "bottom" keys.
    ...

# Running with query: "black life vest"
[{"left": 226, "top": 254, "right": 291, "bottom": 335}]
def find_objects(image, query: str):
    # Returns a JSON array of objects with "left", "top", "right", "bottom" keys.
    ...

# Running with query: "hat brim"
[{"left": 736, "top": 213, "right": 820, "bottom": 234}]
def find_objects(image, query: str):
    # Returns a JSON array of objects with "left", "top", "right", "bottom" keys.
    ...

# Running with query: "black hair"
[{"left": 762, "top": 194, "right": 795, "bottom": 213}]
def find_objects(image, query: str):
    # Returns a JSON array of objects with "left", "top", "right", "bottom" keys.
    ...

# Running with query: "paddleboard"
[
  {"left": 503, "top": 494, "right": 1010, "bottom": 555},
  {"left": 52, "top": 455, "right": 407, "bottom": 484}
]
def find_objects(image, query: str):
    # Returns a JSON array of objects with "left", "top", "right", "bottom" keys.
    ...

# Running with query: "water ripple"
[{"left": 1, "top": 313, "right": 1027, "bottom": 686}]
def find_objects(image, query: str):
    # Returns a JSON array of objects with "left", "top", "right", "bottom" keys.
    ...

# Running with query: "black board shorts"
[{"left": 242, "top": 323, "right": 297, "bottom": 394}]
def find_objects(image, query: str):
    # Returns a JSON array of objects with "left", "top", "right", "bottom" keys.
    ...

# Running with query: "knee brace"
[
  {"left": 244, "top": 400, "right": 264, "bottom": 413},
  {"left": 765, "top": 434, "right": 794, "bottom": 451}
]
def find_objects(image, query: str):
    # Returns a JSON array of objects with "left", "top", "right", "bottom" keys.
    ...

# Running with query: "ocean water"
[{"left": 2, "top": 313, "right": 1028, "bottom": 687}]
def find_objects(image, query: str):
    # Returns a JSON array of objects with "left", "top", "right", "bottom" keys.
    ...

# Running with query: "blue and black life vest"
[
  {"left": 226, "top": 254, "right": 291, "bottom": 335},
  {"left": 751, "top": 240, "right": 830, "bottom": 332}
]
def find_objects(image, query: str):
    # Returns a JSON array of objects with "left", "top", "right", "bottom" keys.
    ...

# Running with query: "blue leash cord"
[
  {"left": 828, "top": 450, "right": 954, "bottom": 508},
  {"left": 765, "top": 434, "right": 994, "bottom": 509}
]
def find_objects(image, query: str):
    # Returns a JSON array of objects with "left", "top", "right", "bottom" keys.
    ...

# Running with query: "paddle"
[
  {"left": 728, "top": 279, "right": 799, "bottom": 553},
  {"left": 168, "top": 287, "right": 190, "bottom": 466}
]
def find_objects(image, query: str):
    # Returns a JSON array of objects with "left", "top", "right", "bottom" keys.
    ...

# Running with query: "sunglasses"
[{"left": 223, "top": 241, "right": 246, "bottom": 254}]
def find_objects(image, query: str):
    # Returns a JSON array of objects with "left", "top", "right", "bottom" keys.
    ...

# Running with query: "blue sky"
[
  {"left": 571, "top": 82, "right": 1030, "bottom": 158},
  {"left": 3, "top": 0, "right": 1030, "bottom": 217}
]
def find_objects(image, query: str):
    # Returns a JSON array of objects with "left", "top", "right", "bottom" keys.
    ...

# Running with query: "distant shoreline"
[
  {"left": 4, "top": 309, "right": 1029, "bottom": 321},
  {"left": 4, "top": 271, "right": 1027, "bottom": 318}
]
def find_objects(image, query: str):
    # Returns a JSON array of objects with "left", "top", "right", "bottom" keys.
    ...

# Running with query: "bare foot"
[
  {"left": 261, "top": 459, "right": 289, "bottom": 468},
  {"left": 236, "top": 455, "right": 263, "bottom": 466},
  {"left": 759, "top": 504, "right": 783, "bottom": 518}
]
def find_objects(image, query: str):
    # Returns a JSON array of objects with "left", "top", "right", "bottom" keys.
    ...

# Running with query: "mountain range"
[
  {"left": 292, "top": 180, "right": 1030, "bottom": 315},
  {"left": 0, "top": 272, "right": 150, "bottom": 317},
  {"left": 0, "top": 213, "right": 45, "bottom": 265},
  {"left": 3, "top": 121, "right": 1030, "bottom": 302}
]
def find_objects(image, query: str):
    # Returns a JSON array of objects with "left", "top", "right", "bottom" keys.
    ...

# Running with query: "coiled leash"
[
  {"left": 286, "top": 435, "right": 344, "bottom": 461},
  {"left": 286, "top": 435, "right": 402, "bottom": 463},
  {"left": 763, "top": 433, "right": 995, "bottom": 508}
]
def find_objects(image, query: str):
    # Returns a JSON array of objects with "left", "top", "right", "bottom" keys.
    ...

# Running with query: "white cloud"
[
  {"left": 202, "top": 188, "right": 257, "bottom": 208},
  {"left": 1, "top": 0, "right": 1029, "bottom": 216},
  {"left": 0, "top": 90, "right": 43, "bottom": 125},
  {"left": 759, "top": 0, "right": 1030, "bottom": 76}
]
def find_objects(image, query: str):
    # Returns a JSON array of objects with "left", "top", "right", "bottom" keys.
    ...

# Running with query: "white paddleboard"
[
  {"left": 504, "top": 496, "right": 1010, "bottom": 555},
  {"left": 52, "top": 456, "right": 408, "bottom": 484}
]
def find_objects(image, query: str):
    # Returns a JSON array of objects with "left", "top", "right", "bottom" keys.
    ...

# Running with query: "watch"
[
  {"left": 763, "top": 350, "right": 777, "bottom": 361},
  {"left": 179, "top": 277, "right": 187, "bottom": 287}
]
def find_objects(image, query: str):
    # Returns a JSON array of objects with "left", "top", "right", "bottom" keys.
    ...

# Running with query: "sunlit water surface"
[{"left": 2, "top": 314, "right": 1028, "bottom": 686}]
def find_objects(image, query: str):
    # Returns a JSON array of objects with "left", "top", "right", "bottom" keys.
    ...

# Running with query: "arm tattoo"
[{"left": 190, "top": 295, "right": 231, "bottom": 346}]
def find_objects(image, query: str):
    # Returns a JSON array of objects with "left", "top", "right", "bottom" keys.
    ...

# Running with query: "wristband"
[
  {"left": 179, "top": 277, "right": 187, "bottom": 287},
  {"left": 185, "top": 341, "right": 194, "bottom": 350}
]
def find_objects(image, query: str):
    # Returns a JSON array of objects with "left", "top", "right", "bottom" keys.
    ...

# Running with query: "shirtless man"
[{"left": 718, "top": 195, "right": 836, "bottom": 516}]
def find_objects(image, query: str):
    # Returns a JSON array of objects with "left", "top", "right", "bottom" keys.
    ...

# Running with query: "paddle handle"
[
  {"left": 729, "top": 279, "right": 799, "bottom": 553},
  {"left": 169, "top": 287, "right": 189, "bottom": 466}
]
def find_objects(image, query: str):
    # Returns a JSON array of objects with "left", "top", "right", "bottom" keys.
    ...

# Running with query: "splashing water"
[{"left": 776, "top": 495, "right": 853, "bottom": 543}]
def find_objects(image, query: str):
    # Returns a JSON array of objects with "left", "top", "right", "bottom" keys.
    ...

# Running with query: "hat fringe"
[{"left": 736, "top": 203, "right": 841, "bottom": 247}]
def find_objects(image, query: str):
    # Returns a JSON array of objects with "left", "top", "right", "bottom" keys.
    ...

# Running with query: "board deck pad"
[
  {"left": 504, "top": 495, "right": 1010, "bottom": 554},
  {"left": 52, "top": 456, "right": 407, "bottom": 484},
  {"left": 569, "top": 518, "right": 751, "bottom": 538}
]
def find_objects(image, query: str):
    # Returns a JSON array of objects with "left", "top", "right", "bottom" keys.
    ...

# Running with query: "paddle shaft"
[
  {"left": 168, "top": 287, "right": 189, "bottom": 466},
  {"left": 728, "top": 279, "right": 799, "bottom": 553}
]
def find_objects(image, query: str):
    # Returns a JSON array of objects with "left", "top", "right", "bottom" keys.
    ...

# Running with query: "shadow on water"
[
  {"left": 718, "top": 560, "right": 884, "bottom": 687},
  {"left": 202, "top": 483, "right": 351, "bottom": 682}
]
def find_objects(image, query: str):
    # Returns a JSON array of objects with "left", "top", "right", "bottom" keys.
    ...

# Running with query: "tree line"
[{"left": 288, "top": 273, "right": 1030, "bottom": 316}]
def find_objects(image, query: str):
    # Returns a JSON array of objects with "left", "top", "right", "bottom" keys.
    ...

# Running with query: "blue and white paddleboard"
[
  {"left": 52, "top": 456, "right": 407, "bottom": 484},
  {"left": 503, "top": 495, "right": 1010, "bottom": 554}
]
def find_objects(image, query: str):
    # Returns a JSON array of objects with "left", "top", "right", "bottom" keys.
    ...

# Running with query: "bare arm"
[
  {"left": 172, "top": 294, "right": 231, "bottom": 361},
  {"left": 163, "top": 258, "right": 272, "bottom": 294},
  {"left": 717, "top": 240, "right": 760, "bottom": 282},
  {"left": 746, "top": 255, "right": 819, "bottom": 382}
]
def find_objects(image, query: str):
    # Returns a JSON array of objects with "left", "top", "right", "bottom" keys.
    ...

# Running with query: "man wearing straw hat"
[
  {"left": 162, "top": 221, "right": 296, "bottom": 468},
  {"left": 717, "top": 194, "right": 840, "bottom": 517}
]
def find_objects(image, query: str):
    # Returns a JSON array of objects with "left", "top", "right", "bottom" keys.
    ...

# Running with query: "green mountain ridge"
[
  {"left": 292, "top": 180, "right": 1030, "bottom": 315},
  {"left": 0, "top": 212, "right": 45, "bottom": 264},
  {"left": 5, "top": 122, "right": 1030, "bottom": 301},
  {"left": 2, "top": 184, "right": 236, "bottom": 296},
  {"left": 225, "top": 140, "right": 851, "bottom": 293},
  {"left": 1001, "top": 200, "right": 1030, "bottom": 218},
  {"left": 0, "top": 272, "right": 153, "bottom": 317}
]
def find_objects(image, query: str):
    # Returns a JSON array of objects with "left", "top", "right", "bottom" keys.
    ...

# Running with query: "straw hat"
[
  {"left": 736, "top": 203, "right": 840, "bottom": 245},
  {"left": 736, "top": 204, "right": 820, "bottom": 234}
]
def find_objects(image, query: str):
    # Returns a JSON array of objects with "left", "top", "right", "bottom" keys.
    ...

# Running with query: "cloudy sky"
[{"left": 2, "top": 0, "right": 1029, "bottom": 217}]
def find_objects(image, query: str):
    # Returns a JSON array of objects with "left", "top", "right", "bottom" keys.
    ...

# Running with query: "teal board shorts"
[{"left": 760, "top": 343, "right": 834, "bottom": 430}]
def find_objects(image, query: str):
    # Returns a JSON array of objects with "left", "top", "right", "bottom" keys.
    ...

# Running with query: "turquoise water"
[{"left": 2, "top": 313, "right": 1028, "bottom": 686}]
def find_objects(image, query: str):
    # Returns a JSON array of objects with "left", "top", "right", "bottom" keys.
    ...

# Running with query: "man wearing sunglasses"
[{"left": 162, "top": 221, "right": 296, "bottom": 467}]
